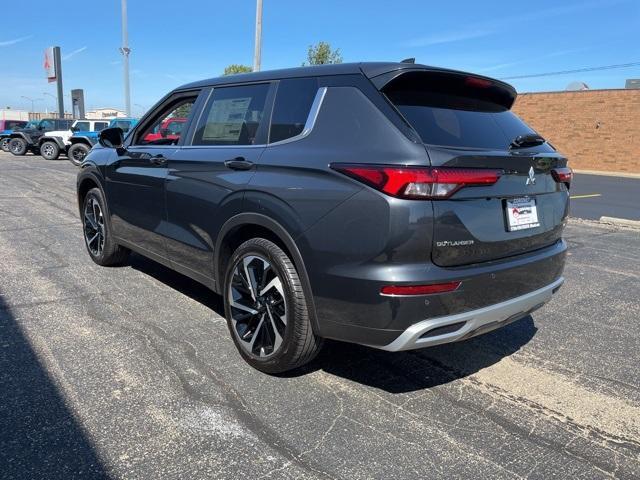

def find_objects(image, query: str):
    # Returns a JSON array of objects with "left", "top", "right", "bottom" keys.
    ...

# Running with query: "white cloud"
[
  {"left": 62, "top": 46, "right": 88, "bottom": 60},
  {"left": 0, "top": 35, "right": 33, "bottom": 47},
  {"left": 404, "top": 30, "right": 493, "bottom": 48},
  {"left": 402, "top": 0, "right": 626, "bottom": 48},
  {"left": 476, "top": 48, "right": 590, "bottom": 74}
]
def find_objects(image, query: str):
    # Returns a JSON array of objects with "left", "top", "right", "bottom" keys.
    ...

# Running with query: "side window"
[
  {"left": 193, "top": 83, "right": 269, "bottom": 146},
  {"left": 95, "top": 122, "right": 109, "bottom": 131},
  {"left": 269, "top": 78, "right": 318, "bottom": 143},
  {"left": 135, "top": 97, "right": 196, "bottom": 146},
  {"left": 112, "top": 120, "right": 131, "bottom": 132},
  {"left": 74, "top": 121, "right": 90, "bottom": 131},
  {"left": 41, "top": 120, "right": 54, "bottom": 130}
]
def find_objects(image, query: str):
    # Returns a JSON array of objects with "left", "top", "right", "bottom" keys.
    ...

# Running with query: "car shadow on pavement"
[
  {"left": 309, "top": 317, "right": 537, "bottom": 393},
  {"left": 129, "top": 253, "right": 225, "bottom": 314},
  {"left": 127, "top": 253, "right": 537, "bottom": 394},
  {"left": 0, "top": 295, "right": 110, "bottom": 479}
]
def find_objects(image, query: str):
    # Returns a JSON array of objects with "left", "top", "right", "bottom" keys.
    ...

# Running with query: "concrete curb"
[
  {"left": 568, "top": 217, "right": 640, "bottom": 231},
  {"left": 573, "top": 169, "right": 640, "bottom": 179},
  {"left": 599, "top": 216, "right": 640, "bottom": 230}
]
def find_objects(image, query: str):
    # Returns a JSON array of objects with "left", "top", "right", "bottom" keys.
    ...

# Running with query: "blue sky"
[{"left": 1, "top": 0, "right": 638, "bottom": 114}]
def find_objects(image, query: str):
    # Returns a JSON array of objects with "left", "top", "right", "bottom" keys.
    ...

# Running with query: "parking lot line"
[{"left": 570, "top": 193, "right": 601, "bottom": 199}]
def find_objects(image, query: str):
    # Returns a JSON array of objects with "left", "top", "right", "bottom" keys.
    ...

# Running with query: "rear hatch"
[{"left": 381, "top": 69, "right": 570, "bottom": 267}]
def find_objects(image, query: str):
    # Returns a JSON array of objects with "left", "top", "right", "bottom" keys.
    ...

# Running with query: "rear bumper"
[{"left": 376, "top": 276, "right": 563, "bottom": 351}]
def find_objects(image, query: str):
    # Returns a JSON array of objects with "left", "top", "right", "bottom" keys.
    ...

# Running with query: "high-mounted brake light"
[
  {"left": 551, "top": 167, "right": 573, "bottom": 187},
  {"left": 331, "top": 164, "right": 502, "bottom": 199},
  {"left": 381, "top": 282, "right": 461, "bottom": 296},
  {"left": 465, "top": 76, "right": 493, "bottom": 88}
]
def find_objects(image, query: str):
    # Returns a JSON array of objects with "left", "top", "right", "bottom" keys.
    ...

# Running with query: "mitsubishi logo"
[{"left": 526, "top": 166, "right": 536, "bottom": 185}]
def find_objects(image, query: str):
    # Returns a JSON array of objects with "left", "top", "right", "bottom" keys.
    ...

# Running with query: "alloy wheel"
[
  {"left": 10, "top": 140, "right": 23, "bottom": 154},
  {"left": 83, "top": 197, "right": 105, "bottom": 257},
  {"left": 228, "top": 255, "right": 287, "bottom": 358},
  {"left": 42, "top": 143, "right": 55, "bottom": 157},
  {"left": 72, "top": 148, "right": 86, "bottom": 163}
]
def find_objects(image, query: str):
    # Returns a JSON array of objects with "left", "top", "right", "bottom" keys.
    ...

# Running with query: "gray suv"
[{"left": 77, "top": 62, "right": 569, "bottom": 373}]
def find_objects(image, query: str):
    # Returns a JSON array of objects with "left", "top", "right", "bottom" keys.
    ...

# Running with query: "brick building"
[{"left": 512, "top": 89, "right": 640, "bottom": 174}]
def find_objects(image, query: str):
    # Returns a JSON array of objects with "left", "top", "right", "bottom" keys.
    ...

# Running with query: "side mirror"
[
  {"left": 71, "top": 126, "right": 78, "bottom": 132},
  {"left": 98, "top": 127, "right": 124, "bottom": 148}
]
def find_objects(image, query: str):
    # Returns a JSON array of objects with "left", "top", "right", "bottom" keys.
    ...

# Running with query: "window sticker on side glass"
[{"left": 202, "top": 97, "right": 251, "bottom": 141}]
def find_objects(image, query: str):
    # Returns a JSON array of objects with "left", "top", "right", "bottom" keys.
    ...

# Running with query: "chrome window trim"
[
  {"left": 267, "top": 86, "right": 327, "bottom": 147},
  {"left": 179, "top": 86, "right": 327, "bottom": 150}
]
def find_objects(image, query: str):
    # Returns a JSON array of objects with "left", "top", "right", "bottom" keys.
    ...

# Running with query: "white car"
[{"left": 39, "top": 119, "right": 110, "bottom": 160}]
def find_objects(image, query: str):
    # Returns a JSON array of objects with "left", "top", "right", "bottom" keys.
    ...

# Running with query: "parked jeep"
[
  {"left": 39, "top": 119, "right": 110, "bottom": 160},
  {"left": 68, "top": 117, "right": 139, "bottom": 165},
  {"left": 0, "top": 119, "right": 30, "bottom": 152},
  {"left": 8, "top": 119, "right": 73, "bottom": 156}
]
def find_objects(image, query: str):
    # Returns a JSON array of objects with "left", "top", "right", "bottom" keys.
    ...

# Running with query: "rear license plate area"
[{"left": 505, "top": 196, "right": 540, "bottom": 231}]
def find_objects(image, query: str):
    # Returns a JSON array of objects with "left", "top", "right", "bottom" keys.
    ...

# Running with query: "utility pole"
[
  {"left": 120, "top": 0, "right": 131, "bottom": 116},
  {"left": 253, "top": 0, "right": 263, "bottom": 72}
]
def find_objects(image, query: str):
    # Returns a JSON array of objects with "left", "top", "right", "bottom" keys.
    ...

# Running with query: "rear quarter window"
[{"left": 269, "top": 78, "right": 318, "bottom": 143}]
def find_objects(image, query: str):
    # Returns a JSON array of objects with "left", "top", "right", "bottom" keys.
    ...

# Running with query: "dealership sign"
[{"left": 44, "top": 47, "right": 57, "bottom": 83}]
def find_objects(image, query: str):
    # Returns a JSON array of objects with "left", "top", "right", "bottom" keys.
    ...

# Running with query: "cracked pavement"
[{"left": 0, "top": 152, "right": 639, "bottom": 479}]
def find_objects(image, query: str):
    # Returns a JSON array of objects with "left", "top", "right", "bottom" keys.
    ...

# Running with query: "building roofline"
[{"left": 517, "top": 88, "right": 637, "bottom": 95}]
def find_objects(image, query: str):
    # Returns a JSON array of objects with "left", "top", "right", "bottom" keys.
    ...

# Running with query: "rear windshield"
[{"left": 384, "top": 72, "right": 553, "bottom": 151}]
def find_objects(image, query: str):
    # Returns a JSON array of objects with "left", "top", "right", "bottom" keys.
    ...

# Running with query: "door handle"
[
  {"left": 224, "top": 157, "right": 254, "bottom": 171},
  {"left": 150, "top": 154, "right": 167, "bottom": 166}
]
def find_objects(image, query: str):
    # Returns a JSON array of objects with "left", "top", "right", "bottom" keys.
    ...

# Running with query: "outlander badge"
[{"left": 526, "top": 166, "right": 536, "bottom": 185}]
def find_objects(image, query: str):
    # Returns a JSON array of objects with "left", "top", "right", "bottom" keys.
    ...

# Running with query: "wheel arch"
[
  {"left": 39, "top": 136, "right": 65, "bottom": 149},
  {"left": 76, "top": 169, "right": 106, "bottom": 217},
  {"left": 215, "top": 213, "right": 321, "bottom": 335},
  {"left": 70, "top": 136, "right": 94, "bottom": 146}
]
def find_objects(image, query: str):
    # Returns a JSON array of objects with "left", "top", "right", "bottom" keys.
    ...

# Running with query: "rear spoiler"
[{"left": 364, "top": 65, "right": 517, "bottom": 110}]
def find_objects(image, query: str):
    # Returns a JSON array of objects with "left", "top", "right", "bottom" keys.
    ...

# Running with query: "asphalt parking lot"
[
  {"left": 570, "top": 173, "right": 640, "bottom": 222},
  {"left": 1, "top": 152, "right": 639, "bottom": 479}
]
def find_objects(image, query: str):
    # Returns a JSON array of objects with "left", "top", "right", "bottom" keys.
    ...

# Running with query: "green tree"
[
  {"left": 223, "top": 64, "right": 253, "bottom": 75},
  {"left": 172, "top": 102, "right": 193, "bottom": 118},
  {"left": 303, "top": 42, "right": 343, "bottom": 66}
]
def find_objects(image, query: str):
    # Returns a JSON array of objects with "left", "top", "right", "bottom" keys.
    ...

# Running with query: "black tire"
[
  {"left": 82, "top": 188, "right": 130, "bottom": 266},
  {"left": 223, "top": 238, "right": 323, "bottom": 373},
  {"left": 68, "top": 143, "right": 90, "bottom": 166},
  {"left": 40, "top": 141, "right": 60, "bottom": 160},
  {"left": 9, "top": 138, "right": 27, "bottom": 156},
  {"left": 0, "top": 138, "right": 10, "bottom": 152}
]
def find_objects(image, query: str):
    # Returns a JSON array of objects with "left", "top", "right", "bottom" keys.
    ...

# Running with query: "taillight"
[
  {"left": 551, "top": 167, "right": 573, "bottom": 187},
  {"left": 331, "top": 164, "right": 502, "bottom": 199},
  {"left": 381, "top": 282, "right": 461, "bottom": 296}
]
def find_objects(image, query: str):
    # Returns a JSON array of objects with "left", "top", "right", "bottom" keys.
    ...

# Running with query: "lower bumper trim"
[{"left": 375, "top": 277, "right": 564, "bottom": 352}]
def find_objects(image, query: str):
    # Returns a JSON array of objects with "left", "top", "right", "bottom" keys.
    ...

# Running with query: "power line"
[{"left": 500, "top": 61, "right": 640, "bottom": 80}]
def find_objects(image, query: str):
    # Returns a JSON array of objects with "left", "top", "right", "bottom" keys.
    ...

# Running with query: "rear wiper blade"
[{"left": 509, "top": 133, "right": 546, "bottom": 149}]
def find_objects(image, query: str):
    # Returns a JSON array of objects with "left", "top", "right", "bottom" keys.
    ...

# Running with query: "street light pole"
[
  {"left": 120, "top": 0, "right": 131, "bottom": 116},
  {"left": 43, "top": 92, "right": 57, "bottom": 106},
  {"left": 253, "top": 0, "right": 263, "bottom": 72},
  {"left": 21, "top": 96, "right": 43, "bottom": 113}
]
